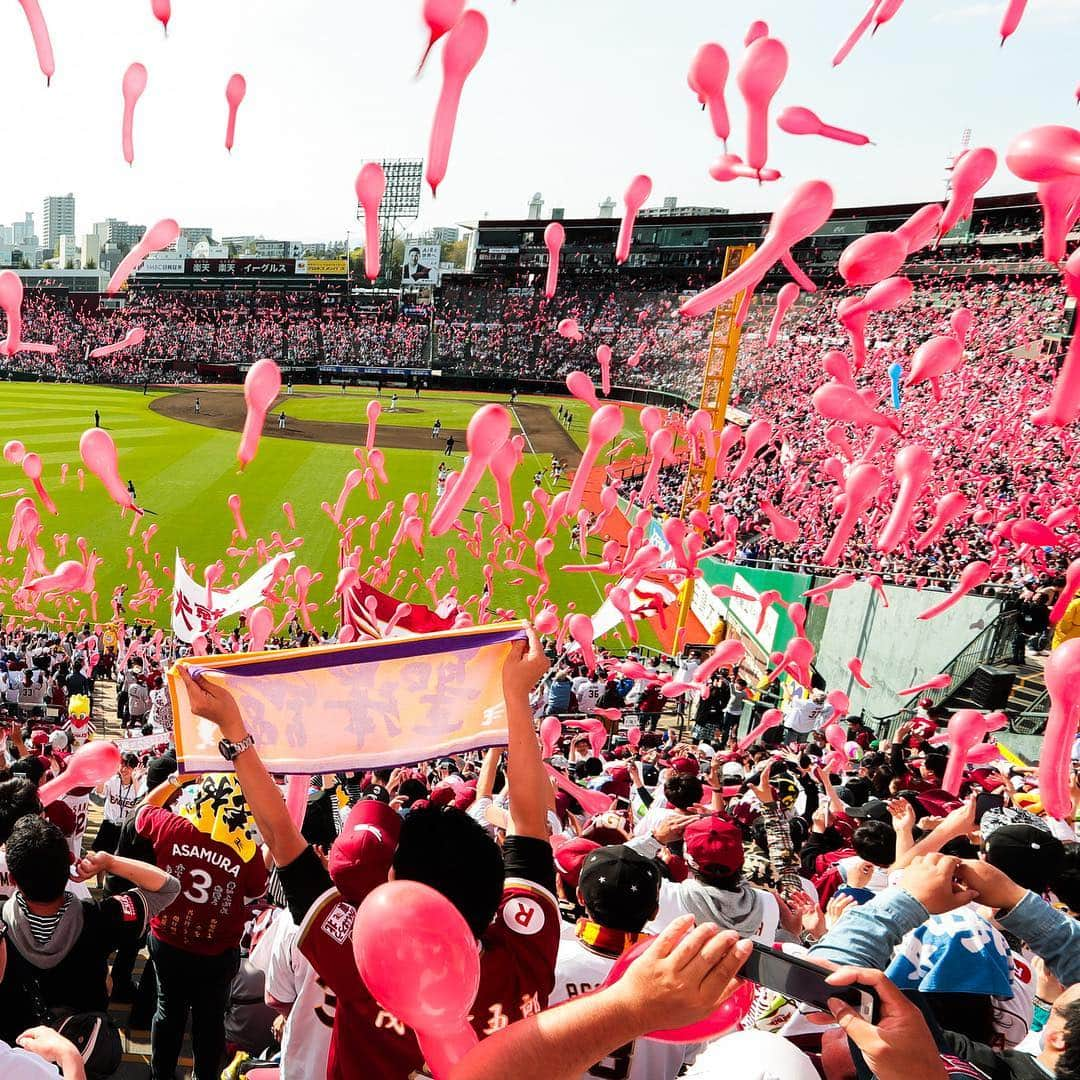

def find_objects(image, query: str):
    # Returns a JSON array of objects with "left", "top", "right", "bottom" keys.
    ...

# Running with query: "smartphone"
[{"left": 741, "top": 942, "right": 880, "bottom": 1023}]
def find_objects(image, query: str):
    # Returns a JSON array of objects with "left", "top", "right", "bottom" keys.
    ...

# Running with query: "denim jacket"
[{"left": 809, "top": 886, "right": 1080, "bottom": 988}]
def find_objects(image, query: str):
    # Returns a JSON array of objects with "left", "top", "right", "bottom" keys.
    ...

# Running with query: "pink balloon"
[
  {"left": 1041, "top": 639, "right": 1080, "bottom": 818},
  {"left": 534, "top": 606, "right": 559, "bottom": 635},
  {"left": 877, "top": 443, "right": 932, "bottom": 552},
  {"left": 616, "top": 175, "right": 652, "bottom": 264},
  {"left": 567, "top": 613, "right": 597, "bottom": 674},
  {"left": 917, "top": 562, "right": 992, "bottom": 621},
  {"left": 417, "top": 0, "right": 465, "bottom": 75},
  {"left": 151, "top": 0, "right": 170, "bottom": 33},
  {"left": 18, "top": 0, "right": 54, "bottom": 83},
  {"left": 595, "top": 343, "right": 613, "bottom": 397},
  {"left": 604, "top": 941, "right": 755, "bottom": 1041},
  {"left": 89, "top": 325, "right": 146, "bottom": 358},
  {"left": 21, "top": 453, "right": 56, "bottom": 515},
  {"left": 735, "top": 707, "right": 783, "bottom": 752},
  {"left": 26, "top": 560, "right": 85, "bottom": 595},
  {"left": 353, "top": 881, "right": 480, "bottom": 1078},
  {"left": 895, "top": 203, "right": 944, "bottom": 255},
  {"left": 284, "top": 774, "right": 309, "bottom": 828},
  {"left": 832, "top": 1, "right": 876, "bottom": 67},
  {"left": 627, "top": 725, "right": 642, "bottom": 748},
  {"left": 556, "top": 317, "right": 583, "bottom": 342},
  {"left": 1007, "top": 125, "right": 1080, "bottom": 183},
  {"left": 847, "top": 657, "right": 872, "bottom": 688},
  {"left": 897, "top": 673, "right": 951, "bottom": 697},
  {"left": 827, "top": 690, "right": 850, "bottom": 720},
  {"left": 1036, "top": 176, "right": 1080, "bottom": 264},
  {"left": 566, "top": 370, "right": 600, "bottom": 410},
  {"left": 823, "top": 465, "right": 883, "bottom": 566},
  {"left": 736, "top": 36, "right": 788, "bottom": 172},
  {"left": 942, "top": 709, "right": 990, "bottom": 796},
  {"left": 566, "top": 405, "right": 623, "bottom": 515},
  {"left": 544, "top": 763, "right": 614, "bottom": 816},
  {"left": 106, "top": 219, "right": 180, "bottom": 294},
  {"left": 812, "top": 382, "right": 900, "bottom": 433},
  {"left": 999, "top": 0, "right": 1028, "bottom": 43},
  {"left": 282, "top": 501, "right": 296, "bottom": 529},
  {"left": 540, "top": 716, "right": 562, "bottom": 758},
  {"left": 429, "top": 405, "right": 511, "bottom": 535},
  {"left": 824, "top": 722, "right": 847, "bottom": 751},
  {"left": 248, "top": 605, "right": 273, "bottom": 652},
  {"left": 728, "top": 419, "right": 772, "bottom": 481},
  {"left": 778, "top": 106, "right": 870, "bottom": 146},
  {"left": 355, "top": 163, "right": 387, "bottom": 281},
  {"left": 1049, "top": 559, "right": 1080, "bottom": 624},
  {"left": 681, "top": 181, "right": 834, "bottom": 319},
  {"left": 227, "top": 493, "right": 247, "bottom": 539},
  {"left": 745, "top": 20, "right": 769, "bottom": 45},
  {"left": 787, "top": 602, "right": 807, "bottom": 638},
  {"left": 39, "top": 741, "right": 121, "bottom": 806},
  {"left": 0, "top": 271, "right": 24, "bottom": 357},
  {"left": 121, "top": 63, "right": 148, "bottom": 166},
  {"left": 425, "top": 9, "right": 487, "bottom": 195},
  {"left": 694, "top": 639, "right": 747, "bottom": 684},
  {"left": 766, "top": 282, "right": 799, "bottom": 347},
  {"left": 907, "top": 335, "right": 963, "bottom": 390},
  {"left": 544, "top": 222, "right": 565, "bottom": 298},
  {"left": 237, "top": 358, "right": 282, "bottom": 470},
  {"left": 1034, "top": 251, "right": 1080, "bottom": 426},
  {"left": 708, "top": 153, "right": 781, "bottom": 183},
  {"left": 838, "top": 232, "right": 907, "bottom": 287},
  {"left": 939, "top": 148, "right": 997, "bottom": 238},
  {"left": 873, "top": 0, "right": 905, "bottom": 28},
  {"left": 760, "top": 499, "right": 799, "bottom": 543},
  {"left": 689, "top": 43, "right": 730, "bottom": 142},
  {"left": 224, "top": 73, "right": 246, "bottom": 152},
  {"left": 915, "top": 492, "right": 968, "bottom": 552},
  {"left": 949, "top": 306, "right": 973, "bottom": 346},
  {"left": 79, "top": 429, "right": 135, "bottom": 511},
  {"left": 3, "top": 440, "right": 25, "bottom": 465}
]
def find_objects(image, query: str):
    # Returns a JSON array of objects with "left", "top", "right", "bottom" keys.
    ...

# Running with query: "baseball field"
[{"left": 0, "top": 382, "right": 650, "bottom": 633}]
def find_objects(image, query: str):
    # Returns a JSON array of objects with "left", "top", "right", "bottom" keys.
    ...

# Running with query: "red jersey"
[
  {"left": 135, "top": 805, "right": 268, "bottom": 955},
  {"left": 298, "top": 876, "right": 560, "bottom": 1080}
]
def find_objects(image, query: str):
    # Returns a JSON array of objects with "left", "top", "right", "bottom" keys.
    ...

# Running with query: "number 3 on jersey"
[{"left": 182, "top": 868, "right": 212, "bottom": 905}]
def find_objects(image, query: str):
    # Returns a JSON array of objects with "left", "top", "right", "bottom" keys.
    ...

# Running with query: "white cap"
[
  {"left": 682, "top": 1030, "right": 819, "bottom": 1079},
  {"left": 722, "top": 761, "right": 745, "bottom": 778}
]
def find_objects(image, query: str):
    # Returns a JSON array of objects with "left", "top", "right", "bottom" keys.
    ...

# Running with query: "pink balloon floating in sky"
[
  {"left": 18, "top": 0, "right": 54, "bottom": 84},
  {"left": 224, "top": 74, "right": 246, "bottom": 152},
  {"left": 121, "top": 63, "right": 148, "bottom": 167},
  {"left": 615, "top": 175, "right": 652, "bottom": 265},
  {"left": 106, "top": 219, "right": 180, "bottom": 295},
  {"left": 778, "top": 106, "right": 870, "bottom": 146},
  {"left": 355, "top": 163, "right": 387, "bottom": 282},
  {"left": 151, "top": 0, "right": 171, "bottom": 35},
  {"left": 416, "top": 0, "right": 465, "bottom": 76},
  {"left": 425, "top": 8, "right": 487, "bottom": 195}
]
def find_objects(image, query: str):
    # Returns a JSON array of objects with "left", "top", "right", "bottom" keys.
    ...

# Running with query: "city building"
[
  {"left": 222, "top": 235, "right": 258, "bottom": 255},
  {"left": 11, "top": 213, "right": 34, "bottom": 246},
  {"left": 58, "top": 234, "right": 79, "bottom": 268},
  {"left": 180, "top": 226, "right": 214, "bottom": 247},
  {"left": 429, "top": 226, "right": 460, "bottom": 244},
  {"left": 639, "top": 196, "right": 728, "bottom": 218},
  {"left": 598, "top": 197, "right": 616, "bottom": 218},
  {"left": 254, "top": 239, "right": 302, "bottom": 258},
  {"left": 80, "top": 232, "right": 100, "bottom": 268},
  {"left": 41, "top": 194, "right": 75, "bottom": 252},
  {"left": 527, "top": 193, "right": 544, "bottom": 220},
  {"left": 93, "top": 218, "right": 146, "bottom": 251}
]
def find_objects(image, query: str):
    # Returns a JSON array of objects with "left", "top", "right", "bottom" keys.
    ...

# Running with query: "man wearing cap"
[
  {"left": 631, "top": 816, "right": 784, "bottom": 944},
  {"left": 552, "top": 836, "right": 599, "bottom": 932},
  {"left": 550, "top": 845, "right": 701, "bottom": 1079},
  {"left": 177, "top": 629, "right": 561, "bottom": 1080}
]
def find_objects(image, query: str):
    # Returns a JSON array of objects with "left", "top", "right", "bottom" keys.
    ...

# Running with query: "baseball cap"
[
  {"left": 578, "top": 845, "right": 661, "bottom": 931},
  {"left": 328, "top": 799, "right": 402, "bottom": 904},
  {"left": 363, "top": 784, "right": 391, "bottom": 804},
  {"left": 684, "top": 815, "right": 745, "bottom": 876},
  {"left": 722, "top": 760, "right": 745, "bottom": 779},
  {"left": 985, "top": 824, "right": 1065, "bottom": 895},
  {"left": 979, "top": 805, "right": 1050, "bottom": 842},
  {"left": 552, "top": 836, "right": 600, "bottom": 888},
  {"left": 670, "top": 756, "right": 700, "bottom": 776},
  {"left": 846, "top": 798, "right": 892, "bottom": 823}
]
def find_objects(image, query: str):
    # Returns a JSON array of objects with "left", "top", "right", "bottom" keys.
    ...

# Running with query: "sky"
[{"left": 4, "top": 0, "right": 1078, "bottom": 245}]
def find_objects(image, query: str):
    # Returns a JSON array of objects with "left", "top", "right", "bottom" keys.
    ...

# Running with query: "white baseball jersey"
[
  {"left": 250, "top": 906, "right": 334, "bottom": 1080},
  {"left": 551, "top": 935, "right": 699, "bottom": 1080},
  {"left": 62, "top": 787, "right": 92, "bottom": 861}
]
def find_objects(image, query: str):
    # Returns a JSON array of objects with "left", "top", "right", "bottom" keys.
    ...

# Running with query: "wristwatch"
[{"left": 218, "top": 733, "right": 255, "bottom": 761}]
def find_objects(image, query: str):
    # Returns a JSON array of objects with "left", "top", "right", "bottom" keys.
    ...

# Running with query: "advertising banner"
[{"left": 401, "top": 243, "right": 441, "bottom": 286}]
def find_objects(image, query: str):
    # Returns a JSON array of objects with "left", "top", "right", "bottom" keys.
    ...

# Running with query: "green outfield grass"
[{"left": 0, "top": 384, "right": 645, "bottom": 636}]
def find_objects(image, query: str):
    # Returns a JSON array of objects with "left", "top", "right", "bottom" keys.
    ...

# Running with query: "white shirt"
[
  {"left": 250, "top": 907, "right": 333, "bottom": 1080},
  {"left": 61, "top": 789, "right": 92, "bottom": 860},
  {"left": 0, "top": 1039, "right": 60, "bottom": 1079},
  {"left": 102, "top": 773, "right": 146, "bottom": 824},
  {"left": 784, "top": 692, "right": 834, "bottom": 734},
  {"left": 571, "top": 677, "right": 603, "bottom": 715},
  {"left": 552, "top": 935, "right": 699, "bottom": 1079}
]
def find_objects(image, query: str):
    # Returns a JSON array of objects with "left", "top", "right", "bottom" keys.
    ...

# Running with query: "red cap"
[
  {"left": 428, "top": 785, "right": 456, "bottom": 807},
  {"left": 43, "top": 800, "right": 75, "bottom": 837},
  {"left": 670, "top": 756, "right": 700, "bottom": 776},
  {"left": 552, "top": 836, "right": 600, "bottom": 888},
  {"left": 328, "top": 800, "right": 402, "bottom": 905},
  {"left": 684, "top": 815, "right": 744, "bottom": 875},
  {"left": 30, "top": 731, "right": 50, "bottom": 748}
]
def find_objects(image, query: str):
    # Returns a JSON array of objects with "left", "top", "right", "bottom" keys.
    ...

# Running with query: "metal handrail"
[
  {"left": 1011, "top": 687, "right": 1050, "bottom": 735},
  {"left": 873, "top": 608, "right": 1019, "bottom": 736}
]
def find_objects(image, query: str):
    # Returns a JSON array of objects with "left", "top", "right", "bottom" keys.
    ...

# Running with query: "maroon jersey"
[
  {"left": 298, "top": 875, "right": 560, "bottom": 1079},
  {"left": 135, "top": 805, "right": 268, "bottom": 955}
]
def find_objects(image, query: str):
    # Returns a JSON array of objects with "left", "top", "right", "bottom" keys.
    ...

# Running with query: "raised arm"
[
  {"left": 175, "top": 666, "right": 307, "bottom": 868},
  {"left": 502, "top": 628, "right": 552, "bottom": 841}
]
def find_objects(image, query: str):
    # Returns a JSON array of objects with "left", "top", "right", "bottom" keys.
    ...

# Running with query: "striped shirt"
[{"left": 17, "top": 892, "right": 72, "bottom": 944}]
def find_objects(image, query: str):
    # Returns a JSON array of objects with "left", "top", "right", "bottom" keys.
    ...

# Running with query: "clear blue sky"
[{"left": 5, "top": 0, "right": 1077, "bottom": 242}]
